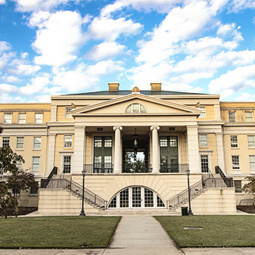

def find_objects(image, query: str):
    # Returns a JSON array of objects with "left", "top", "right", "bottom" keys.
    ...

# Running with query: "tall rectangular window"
[
  {"left": 249, "top": 155, "right": 255, "bottom": 171},
  {"left": 35, "top": 113, "right": 43, "bottom": 124},
  {"left": 33, "top": 137, "right": 41, "bottom": 149},
  {"left": 228, "top": 112, "right": 236, "bottom": 122},
  {"left": 248, "top": 135, "right": 255, "bottom": 147},
  {"left": 65, "top": 106, "right": 72, "bottom": 118},
  {"left": 32, "top": 156, "right": 40, "bottom": 172},
  {"left": 232, "top": 155, "right": 240, "bottom": 170},
  {"left": 2, "top": 137, "right": 10, "bottom": 148},
  {"left": 63, "top": 155, "right": 71, "bottom": 173},
  {"left": 200, "top": 106, "right": 206, "bottom": 118},
  {"left": 201, "top": 155, "right": 209, "bottom": 173},
  {"left": 199, "top": 134, "right": 208, "bottom": 147},
  {"left": 18, "top": 113, "right": 26, "bottom": 124},
  {"left": 234, "top": 180, "right": 242, "bottom": 193},
  {"left": 245, "top": 111, "right": 253, "bottom": 122},
  {"left": 230, "top": 136, "right": 238, "bottom": 148},
  {"left": 16, "top": 137, "right": 24, "bottom": 149},
  {"left": 4, "top": 113, "right": 12, "bottom": 124},
  {"left": 64, "top": 135, "right": 72, "bottom": 148}
]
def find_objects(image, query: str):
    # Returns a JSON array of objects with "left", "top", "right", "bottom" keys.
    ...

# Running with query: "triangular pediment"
[{"left": 71, "top": 93, "right": 201, "bottom": 116}]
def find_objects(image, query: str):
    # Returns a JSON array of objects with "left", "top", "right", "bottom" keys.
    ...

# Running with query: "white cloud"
[
  {"left": 0, "top": 83, "right": 20, "bottom": 93},
  {"left": 0, "top": 52, "right": 15, "bottom": 69},
  {"left": 0, "top": 41, "right": 11, "bottom": 54},
  {"left": 12, "top": 0, "right": 76, "bottom": 12},
  {"left": 86, "top": 42, "right": 126, "bottom": 61},
  {"left": 88, "top": 17, "right": 143, "bottom": 41},
  {"left": 8, "top": 62, "right": 41, "bottom": 76},
  {"left": 217, "top": 22, "right": 243, "bottom": 42},
  {"left": 1, "top": 75, "right": 20, "bottom": 83},
  {"left": 229, "top": 0, "right": 255, "bottom": 12},
  {"left": 53, "top": 61, "right": 124, "bottom": 92},
  {"left": 209, "top": 65, "right": 255, "bottom": 93},
  {"left": 0, "top": 0, "right": 6, "bottom": 4},
  {"left": 32, "top": 11, "right": 85, "bottom": 66}
]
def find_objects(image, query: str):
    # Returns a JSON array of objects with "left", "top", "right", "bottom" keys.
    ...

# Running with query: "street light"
[
  {"left": 80, "top": 169, "right": 86, "bottom": 216},
  {"left": 186, "top": 169, "right": 193, "bottom": 216}
]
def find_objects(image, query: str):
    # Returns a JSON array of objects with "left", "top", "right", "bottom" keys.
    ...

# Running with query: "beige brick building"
[{"left": 1, "top": 83, "right": 254, "bottom": 215}]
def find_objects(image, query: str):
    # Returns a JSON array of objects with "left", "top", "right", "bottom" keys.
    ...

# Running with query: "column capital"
[
  {"left": 150, "top": 126, "right": 160, "bottom": 131},
  {"left": 113, "top": 126, "right": 123, "bottom": 131}
]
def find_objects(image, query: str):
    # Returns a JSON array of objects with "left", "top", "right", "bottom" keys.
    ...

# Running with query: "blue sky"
[{"left": 0, "top": 0, "right": 255, "bottom": 103}]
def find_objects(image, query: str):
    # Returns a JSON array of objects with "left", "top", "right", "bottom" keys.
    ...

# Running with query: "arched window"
[{"left": 126, "top": 103, "right": 146, "bottom": 113}]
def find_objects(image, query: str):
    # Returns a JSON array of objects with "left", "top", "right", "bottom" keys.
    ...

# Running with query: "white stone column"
[
  {"left": 113, "top": 126, "right": 122, "bottom": 173},
  {"left": 187, "top": 125, "right": 200, "bottom": 173},
  {"left": 73, "top": 125, "right": 86, "bottom": 174},
  {"left": 216, "top": 132, "right": 225, "bottom": 173},
  {"left": 150, "top": 126, "right": 160, "bottom": 173},
  {"left": 47, "top": 134, "right": 56, "bottom": 175},
  {"left": 50, "top": 105, "right": 57, "bottom": 122}
]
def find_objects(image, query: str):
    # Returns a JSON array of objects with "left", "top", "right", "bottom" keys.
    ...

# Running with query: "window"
[
  {"left": 230, "top": 136, "right": 238, "bottom": 148},
  {"left": 234, "top": 180, "right": 242, "bottom": 193},
  {"left": 4, "top": 113, "right": 12, "bottom": 124},
  {"left": 201, "top": 155, "right": 209, "bottom": 173},
  {"left": 248, "top": 135, "right": 255, "bottom": 147},
  {"left": 65, "top": 106, "right": 72, "bottom": 118},
  {"left": 33, "top": 137, "right": 41, "bottom": 149},
  {"left": 228, "top": 112, "right": 236, "bottom": 122},
  {"left": 245, "top": 111, "right": 253, "bottom": 122},
  {"left": 169, "top": 136, "right": 177, "bottom": 147},
  {"left": 94, "top": 137, "right": 102, "bottom": 147},
  {"left": 63, "top": 155, "right": 71, "bottom": 173},
  {"left": 32, "top": 156, "right": 40, "bottom": 172},
  {"left": 232, "top": 156, "right": 240, "bottom": 170},
  {"left": 16, "top": 137, "right": 24, "bottom": 149},
  {"left": 249, "top": 155, "right": 255, "bottom": 171},
  {"left": 199, "top": 134, "right": 208, "bottom": 147},
  {"left": 64, "top": 135, "right": 72, "bottom": 148},
  {"left": 199, "top": 106, "right": 206, "bottom": 118},
  {"left": 104, "top": 137, "right": 112, "bottom": 147},
  {"left": 18, "top": 113, "right": 26, "bottom": 124},
  {"left": 35, "top": 113, "right": 43, "bottom": 124},
  {"left": 16, "top": 160, "right": 22, "bottom": 170},
  {"left": 2, "top": 137, "right": 10, "bottom": 148},
  {"left": 126, "top": 103, "right": 146, "bottom": 113},
  {"left": 160, "top": 137, "right": 167, "bottom": 147}
]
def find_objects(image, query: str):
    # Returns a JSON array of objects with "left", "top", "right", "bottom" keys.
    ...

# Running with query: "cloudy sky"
[{"left": 0, "top": 0, "right": 255, "bottom": 102}]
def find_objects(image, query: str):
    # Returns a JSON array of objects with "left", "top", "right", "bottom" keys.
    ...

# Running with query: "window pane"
[
  {"left": 18, "top": 113, "right": 26, "bottom": 124},
  {"left": 35, "top": 114, "right": 43, "bottom": 123},
  {"left": 157, "top": 196, "right": 165, "bottom": 207},
  {"left": 160, "top": 137, "right": 167, "bottom": 147},
  {"left": 120, "top": 189, "right": 129, "bottom": 208},
  {"left": 144, "top": 188, "right": 154, "bottom": 207},
  {"left": 201, "top": 155, "right": 209, "bottom": 173},
  {"left": 32, "top": 157, "right": 40, "bottom": 172},
  {"left": 64, "top": 135, "right": 72, "bottom": 148},
  {"left": 16, "top": 137, "right": 24, "bottom": 149},
  {"left": 109, "top": 196, "right": 117, "bottom": 208},
  {"left": 94, "top": 137, "right": 102, "bottom": 147},
  {"left": 133, "top": 104, "right": 139, "bottom": 113},
  {"left": 104, "top": 137, "right": 112, "bottom": 147},
  {"left": 200, "top": 134, "right": 207, "bottom": 147},
  {"left": 63, "top": 155, "right": 71, "bottom": 173},
  {"left": 232, "top": 156, "right": 240, "bottom": 170},
  {"left": 248, "top": 136, "right": 255, "bottom": 147},
  {"left": 234, "top": 180, "right": 242, "bottom": 193},
  {"left": 200, "top": 106, "right": 206, "bottom": 118},
  {"left": 33, "top": 137, "right": 41, "bottom": 149},
  {"left": 229, "top": 112, "right": 236, "bottom": 122},
  {"left": 169, "top": 136, "right": 177, "bottom": 147},
  {"left": 230, "top": 136, "right": 238, "bottom": 148},
  {"left": 4, "top": 114, "right": 12, "bottom": 124},
  {"left": 2, "top": 137, "right": 10, "bottom": 148},
  {"left": 126, "top": 103, "right": 146, "bottom": 113},
  {"left": 245, "top": 112, "right": 253, "bottom": 122},
  {"left": 250, "top": 155, "right": 255, "bottom": 170}
]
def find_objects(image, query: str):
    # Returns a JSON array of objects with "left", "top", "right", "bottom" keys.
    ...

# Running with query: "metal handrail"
[
  {"left": 84, "top": 164, "right": 113, "bottom": 173},
  {"left": 43, "top": 178, "right": 107, "bottom": 209},
  {"left": 41, "top": 166, "right": 58, "bottom": 188},
  {"left": 167, "top": 177, "right": 232, "bottom": 209},
  {"left": 215, "top": 166, "right": 233, "bottom": 187}
]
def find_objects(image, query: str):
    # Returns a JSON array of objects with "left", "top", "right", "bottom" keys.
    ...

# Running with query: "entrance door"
[
  {"left": 201, "top": 154, "right": 209, "bottom": 173},
  {"left": 132, "top": 187, "right": 142, "bottom": 207}
]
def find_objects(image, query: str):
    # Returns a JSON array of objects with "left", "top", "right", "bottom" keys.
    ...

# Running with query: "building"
[{"left": 0, "top": 82, "right": 254, "bottom": 215}]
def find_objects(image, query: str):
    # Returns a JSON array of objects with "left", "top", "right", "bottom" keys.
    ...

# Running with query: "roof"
[{"left": 65, "top": 90, "right": 207, "bottom": 96}]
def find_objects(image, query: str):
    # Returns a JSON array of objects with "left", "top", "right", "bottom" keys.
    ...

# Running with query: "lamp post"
[
  {"left": 80, "top": 169, "right": 86, "bottom": 216},
  {"left": 186, "top": 169, "right": 193, "bottom": 216}
]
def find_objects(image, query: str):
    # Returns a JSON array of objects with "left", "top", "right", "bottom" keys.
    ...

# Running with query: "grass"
[
  {"left": 155, "top": 215, "right": 255, "bottom": 248},
  {"left": 0, "top": 216, "right": 120, "bottom": 248}
]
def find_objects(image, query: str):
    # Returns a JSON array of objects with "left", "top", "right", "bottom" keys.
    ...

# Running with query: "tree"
[
  {"left": 243, "top": 176, "right": 255, "bottom": 194},
  {"left": 0, "top": 147, "right": 37, "bottom": 218}
]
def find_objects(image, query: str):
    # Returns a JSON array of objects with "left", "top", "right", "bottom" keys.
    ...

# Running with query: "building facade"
[{"left": 0, "top": 83, "right": 254, "bottom": 215}]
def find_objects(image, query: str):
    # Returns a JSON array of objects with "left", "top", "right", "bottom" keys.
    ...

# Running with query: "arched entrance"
[{"left": 108, "top": 186, "right": 165, "bottom": 209}]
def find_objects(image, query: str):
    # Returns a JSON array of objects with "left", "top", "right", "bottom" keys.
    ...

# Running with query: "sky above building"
[{"left": 0, "top": 0, "right": 255, "bottom": 102}]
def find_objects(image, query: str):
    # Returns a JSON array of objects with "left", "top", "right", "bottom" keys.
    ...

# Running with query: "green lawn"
[
  {"left": 0, "top": 216, "right": 120, "bottom": 248},
  {"left": 155, "top": 215, "right": 255, "bottom": 247}
]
